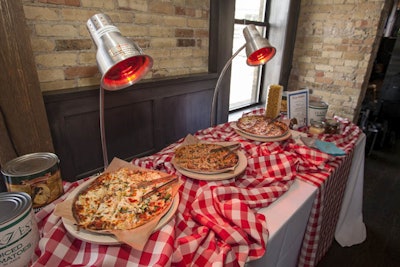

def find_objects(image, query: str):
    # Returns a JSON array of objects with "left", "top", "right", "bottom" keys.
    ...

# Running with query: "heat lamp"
[
  {"left": 87, "top": 13, "right": 153, "bottom": 169},
  {"left": 210, "top": 24, "right": 276, "bottom": 126}
]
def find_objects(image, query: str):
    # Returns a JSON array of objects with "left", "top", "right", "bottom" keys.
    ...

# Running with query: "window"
[
  {"left": 209, "top": 0, "right": 299, "bottom": 124},
  {"left": 229, "top": 0, "right": 270, "bottom": 111}
]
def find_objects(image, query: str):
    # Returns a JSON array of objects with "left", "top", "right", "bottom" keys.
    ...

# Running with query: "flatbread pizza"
[
  {"left": 236, "top": 115, "right": 288, "bottom": 137},
  {"left": 173, "top": 143, "right": 239, "bottom": 173},
  {"left": 72, "top": 167, "right": 177, "bottom": 232}
]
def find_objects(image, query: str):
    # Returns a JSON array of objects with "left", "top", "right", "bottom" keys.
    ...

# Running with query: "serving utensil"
[
  {"left": 210, "top": 143, "right": 241, "bottom": 153},
  {"left": 135, "top": 174, "right": 176, "bottom": 189},
  {"left": 141, "top": 176, "right": 178, "bottom": 201}
]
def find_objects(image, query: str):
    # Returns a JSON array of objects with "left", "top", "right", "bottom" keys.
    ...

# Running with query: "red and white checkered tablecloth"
[
  {"left": 30, "top": 109, "right": 361, "bottom": 267},
  {"left": 296, "top": 115, "right": 361, "bottom": 267}
]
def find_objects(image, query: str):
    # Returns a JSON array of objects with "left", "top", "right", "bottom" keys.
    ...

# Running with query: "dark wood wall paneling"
[
  {"left": 209, "top": 0, "right": 235, "bottom": 125},
  {"left": 44, "top": 74, "right": 218, "bottom": 181},
  {"left": 1, "top": 0, "right": 55, "bottom": 192}
]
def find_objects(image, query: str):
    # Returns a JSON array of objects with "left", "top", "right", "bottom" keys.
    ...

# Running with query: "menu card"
[{"left": 287, "top": 89, "right": 309, "bottom": 127}]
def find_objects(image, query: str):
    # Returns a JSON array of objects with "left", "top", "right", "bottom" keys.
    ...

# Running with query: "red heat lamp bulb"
[
  {"left": 103, "top": 56, "right": 151, "bottom": 88},
  {"left": 247, "top": 47, "right": 276, "bottom": 66}
]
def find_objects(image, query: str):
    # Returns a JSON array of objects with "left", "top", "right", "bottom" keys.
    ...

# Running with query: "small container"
[
  {"left": 309, "top": 120, "right": 325, "bottom": 135},
  {"left": 0, "top": 192, "right": 39, "bottom": 267},
  {"left": 308, "top": 100, "right": 328, "bottom": 125},
  {"left": 324, "top": 119, "right": 340, "bottom": 134},
  {"left": 1, "top": 153, "right": 63, "bottom": 209}
]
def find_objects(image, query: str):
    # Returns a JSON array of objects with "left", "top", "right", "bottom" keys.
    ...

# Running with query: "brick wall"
[
  {"left": 22, "top": 0, "right": 210, "bottom": 92},
  {"left": 22, "top": 0, "right": 392, "bottom": 121},
  {"left": 288, "top": 0, "right": 391, "bottom": 121}
]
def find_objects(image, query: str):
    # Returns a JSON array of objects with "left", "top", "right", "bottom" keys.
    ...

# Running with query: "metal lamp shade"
[
  {"left": 86, "top": 13, "right": 153, "bottom": 169},
  {"left": 210, "top": 24, "right": 276, "bottom": 126},
  {"left": 87, "top": 14, "right": 153, "bottom": 91},
  {"left": 243, "top": 24, "right": 276, "bottom": 66}
]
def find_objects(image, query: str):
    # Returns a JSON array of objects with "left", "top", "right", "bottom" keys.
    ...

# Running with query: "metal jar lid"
[
  {"left": 0, "top": 192, "right": 32, "bottom": 225},
  {"left": 309, "top": 100, "right": 328, "bottom": 109},
  {"left": 1, "top": 152, "right": 59, "bottom": 178},
  {"left": 310, "top": 120, "right": 325, "bottom": 128}
]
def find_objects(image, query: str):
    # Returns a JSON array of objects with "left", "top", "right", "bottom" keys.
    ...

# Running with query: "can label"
[
  {"left": 0, "top": 209, "right": 39, "bottom": 267},
  {"left": 3, "top": 167, "right": 63, "bottom": 208},
  {"left": 308, "top": 101, "right": 328, "bottom": 124}
]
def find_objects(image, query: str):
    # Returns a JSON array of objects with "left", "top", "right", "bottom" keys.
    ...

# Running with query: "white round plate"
[{"left": 62, "top": 177, "right": 179, "bottom": 245}]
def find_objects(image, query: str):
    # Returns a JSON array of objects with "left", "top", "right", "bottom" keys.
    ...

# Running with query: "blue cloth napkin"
[
  {"left": 314, "top": 140, "right": 346, "bottom": 156},
  {"left": 300, "top": 137, "right": 346, "bottom": 156}
]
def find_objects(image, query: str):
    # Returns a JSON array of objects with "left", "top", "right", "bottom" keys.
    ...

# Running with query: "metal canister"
[
  {"left": 0, "top": 192, "right": 39, "bottom": 267},
  {"left": 308, "top": 100, "right": 328, "bottom": 124},
  {"left": 1, "top": 153, "right": 63, "bottom": 209}
]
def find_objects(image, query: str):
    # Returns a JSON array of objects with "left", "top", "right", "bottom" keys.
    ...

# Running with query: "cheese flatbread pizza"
[
  {"left": 236, "top": 115, "right": 288, "bottom": 137},
  {"left": 173, "top": 143, "right": 239, "bottom": 173},
  {"left": 72, "top": 168, "right": 177, "bottom": 231}
]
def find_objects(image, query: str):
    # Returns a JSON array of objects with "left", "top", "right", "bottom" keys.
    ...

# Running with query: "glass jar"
[
  {"left": 309, "top": 120, "right": 325, "bottom": 134},
  {"left": 324, "top": 119, "right": 339, "bottom": 134}
]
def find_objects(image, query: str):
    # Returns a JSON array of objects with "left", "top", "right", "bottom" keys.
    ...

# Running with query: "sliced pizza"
[
  {"left": 173, "top": 143, "right": 239, "bottom": 173},
  {"left": 72, "top": 168, "right": 177, "bottom": 231},
  {"left": 236, "top": 115, "right": 288, "bottom": 137}
]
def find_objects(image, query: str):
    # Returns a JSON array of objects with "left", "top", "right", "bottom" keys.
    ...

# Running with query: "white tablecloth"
[{"left": 335, "top": 133, "right": 367, "bottom": 246}]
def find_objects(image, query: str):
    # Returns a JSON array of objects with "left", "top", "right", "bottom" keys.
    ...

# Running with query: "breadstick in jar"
[{"left": 265, "top": 84, "right": 283, "bottom": 119}]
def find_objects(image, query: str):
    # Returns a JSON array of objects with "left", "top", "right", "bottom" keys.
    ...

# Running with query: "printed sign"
[{"left": 287, "top": 89, "right": 309, "bottom": 127}]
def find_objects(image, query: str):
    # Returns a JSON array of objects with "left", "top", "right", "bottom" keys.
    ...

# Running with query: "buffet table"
[{"left": 30, "top": 109, "right": 364, "bottom": 267}]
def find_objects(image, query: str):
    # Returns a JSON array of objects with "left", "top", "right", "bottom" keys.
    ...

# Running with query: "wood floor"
[{"left": 317, "top": 135, "right": 400, "bottom": 267}]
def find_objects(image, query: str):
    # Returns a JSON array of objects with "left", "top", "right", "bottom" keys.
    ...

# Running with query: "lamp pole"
[
  {"left": 210, "top": 43, "right": 246, "bottom": 127},
  {"left": 99, "top": 86, "right": 108, "bottom": 169},
  {"left": 210, "top": 24, "right": 276, "bottom": 127},
  {"left": 87, "top": 13, "right": 153, "bottom": 170}
]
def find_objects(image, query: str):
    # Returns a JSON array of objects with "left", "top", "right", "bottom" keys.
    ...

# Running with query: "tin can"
[
  {"left": 1, "top": 153, "right": 63, "bottom": 208},
  {"left": 0, "top": 192, "right": 39, "bottom": 267},
  {"left": 308, "top": 100, "right": 328, "bottom": 125}
]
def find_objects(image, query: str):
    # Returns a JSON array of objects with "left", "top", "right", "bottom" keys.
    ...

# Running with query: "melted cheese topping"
[{"left": 73, "top": 168, "right": 174, "bottom": 231}]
